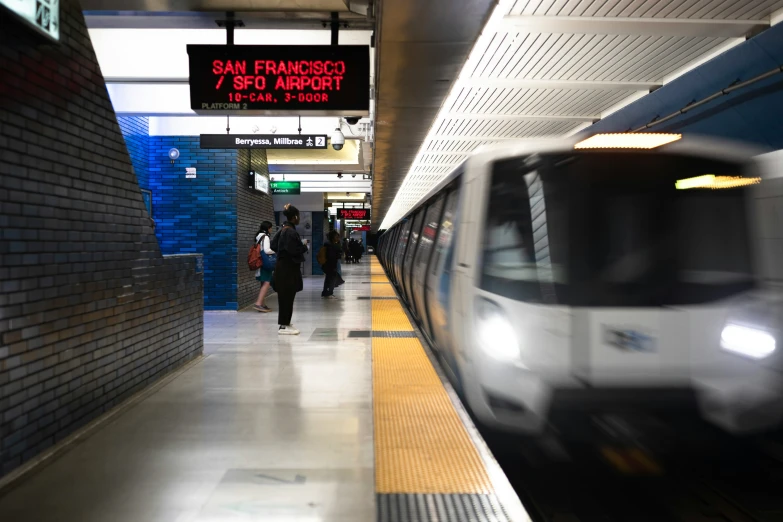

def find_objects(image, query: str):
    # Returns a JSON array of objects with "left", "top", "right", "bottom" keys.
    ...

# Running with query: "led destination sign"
[
  {"left": 200, "top": 134, "right": 327, "bottom": 149},
  {"left": 338, "top": 208, "right": 370, "bottom": 220},
  {"left": 187, "top": 45, "right": 370, "bottom": 115}
]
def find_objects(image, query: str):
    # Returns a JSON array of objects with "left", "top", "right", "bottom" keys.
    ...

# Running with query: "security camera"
[
  {"left": 337, "top": 172, "right": 343, "bottom": 179},
  {"left": 331, "top": 128, "right": 345, "bottom": 151},
  {"left": 351, "top": 173, "right": 356, "bottom": 178},
  {"left": 345, "top": 117, "right": 360, "bottom": 125}
]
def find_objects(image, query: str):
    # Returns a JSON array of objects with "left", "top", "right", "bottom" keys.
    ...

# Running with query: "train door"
[
  {"left": 424, "top": 186, "right": 461, "bottom": 378},
  {"left": 412, "top": 194, "right": 446, "bottom": 338}
]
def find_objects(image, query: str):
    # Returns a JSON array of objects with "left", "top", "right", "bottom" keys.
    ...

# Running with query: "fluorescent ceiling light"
[
  {"left": 575, "top": 133, "right": 681, "bottom": 149},
  {"left": 676, "top": 175, "right": 761, "bottom": 190}
]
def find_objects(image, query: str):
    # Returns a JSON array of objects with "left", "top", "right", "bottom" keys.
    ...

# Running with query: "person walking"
[
  {"left": 343, "top": 237, "right": 352, "bottom": 264},
  {"left": 321, "top": 230, "right": 343, "bottom": 299},
  {"left": 253, "top": 221, "right": 275, "bottom": 312},
  {"left": 271, "top": 204, "right": 309, "bottom": 335},
  {"left": 350, "top": 239, "right": 361, "bottom": 264}
]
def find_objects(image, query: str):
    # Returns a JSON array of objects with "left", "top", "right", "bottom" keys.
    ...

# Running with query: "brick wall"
[
  {"left": 236, "top": 149, "right": 275, "bottom": 309},
  {"left": 0, "top": 0, "right": 203, "bottom": 477},
  {"left": 147, "top": 136, "right": 238, "bottom": 310},
  {"left": 117, "top": 117, "right": 149, "bottom": 189}
]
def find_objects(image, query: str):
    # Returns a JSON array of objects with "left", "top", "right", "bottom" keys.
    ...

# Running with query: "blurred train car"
[{"left": 378, "top": 133, "right": 783, "bottom": 436}]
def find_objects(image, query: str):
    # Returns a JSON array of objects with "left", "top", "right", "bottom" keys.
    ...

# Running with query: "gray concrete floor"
[{"left": 0, "top": 263, "right": 375, "bottom": 522}]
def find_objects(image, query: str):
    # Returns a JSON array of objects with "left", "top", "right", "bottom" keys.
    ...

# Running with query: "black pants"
[
  {"left": 274, "top": 260, "right": 302, "bottom": 326},
  {"left": 277, "top": 289, "right": 296, "bottom": 326},
  {"left": 322, "top": 272, "right": 335, "bottom": 297}
]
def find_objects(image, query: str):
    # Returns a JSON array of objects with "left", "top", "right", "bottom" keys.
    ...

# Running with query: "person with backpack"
[
  {"left": 319, "top": 231, "right": 343, "bottom": 299},
  {"left": 270, "top": 204, "right": 309, "bottom": 335},
  {"left": 253, "top": 221, "right": 275, "bottom": 313}
]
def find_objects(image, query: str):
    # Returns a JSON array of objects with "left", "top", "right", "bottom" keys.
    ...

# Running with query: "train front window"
[{"left": 481, "top": 152, "right": 755, "bottom": 306}]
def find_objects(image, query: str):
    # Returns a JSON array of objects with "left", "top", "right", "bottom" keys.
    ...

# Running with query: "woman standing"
[
  {"left": 253, "top": 221, "right": 275, "bottom": 313},
  {"left": 271, "top": 204, "right": 309, "bottom": 335}
]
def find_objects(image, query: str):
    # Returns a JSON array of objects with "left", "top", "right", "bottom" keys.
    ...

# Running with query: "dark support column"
[
  {"left": 331, "top": 12, "right": 339, "bottom": 45},
  {"left": 226, "top": 11, "right": 235, "bottom": 45}
]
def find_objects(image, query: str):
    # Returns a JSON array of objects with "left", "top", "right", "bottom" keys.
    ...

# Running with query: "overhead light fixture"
[
  {"left": 675, "top": 174, "right": 761, "bottom": 190},
  {"left": 574, "top": 133, "right": 682, "bottom": 150}
]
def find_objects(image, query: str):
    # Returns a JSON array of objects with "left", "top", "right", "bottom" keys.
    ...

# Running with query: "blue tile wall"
[
  {"left": 148, "top": 137, "right": 239, "bottom": 310},
  {"left": 587, "top": 23, "right": 783, "bottom": 150},
  {"left": 118, "top": 116, "right": 149, "bottom": 189}
]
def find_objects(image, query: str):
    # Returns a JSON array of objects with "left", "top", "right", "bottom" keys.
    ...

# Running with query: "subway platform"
[{"left": 0, "top": 258, "right": 527, "bottom": 522}]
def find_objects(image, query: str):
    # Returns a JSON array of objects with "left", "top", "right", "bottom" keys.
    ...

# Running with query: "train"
[{"left": 378, "top": 133, "right": 783, "bottom": 437}]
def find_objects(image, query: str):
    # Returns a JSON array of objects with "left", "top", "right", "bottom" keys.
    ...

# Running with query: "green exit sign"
[{"left": 270, "top": 181, "right": 301, "bottom": 195}]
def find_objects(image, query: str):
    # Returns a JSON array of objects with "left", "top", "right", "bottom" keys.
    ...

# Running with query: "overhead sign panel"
[
  {"left": 270, "top": 181, "right": 301, "bottom": 195},
  {"left": 187, "top": 45, "right": 370, "bottom": 116},
  {"left": 338, "top": 208, "right": 370, "bottom": 220},
  {"left": 201, "top": 134, "right": 327, "bottom": 149},
  {"left": 1, "top": 0, "right": 59, "bottom": 41}
]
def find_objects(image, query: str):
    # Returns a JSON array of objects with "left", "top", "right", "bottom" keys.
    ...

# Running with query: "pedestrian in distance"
[
  {"left": 253, "top": 221, "right": 275, "bottom": 313},
  {"left": 320, "top": 230, "right": 344, "bottom": 299},
  {"left": 271, "top": 204, "right": 309, "bottom": 335}
]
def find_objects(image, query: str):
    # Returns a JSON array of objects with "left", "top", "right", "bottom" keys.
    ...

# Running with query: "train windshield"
[{"left": 481, "top": 152, "right": 755, "bottom": 306}]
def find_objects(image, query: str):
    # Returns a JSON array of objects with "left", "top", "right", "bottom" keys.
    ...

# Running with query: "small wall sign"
[{"left": 186, "top": 167, "right": 197, "bottom": 179}]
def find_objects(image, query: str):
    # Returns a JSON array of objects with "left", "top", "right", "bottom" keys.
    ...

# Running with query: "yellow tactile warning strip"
[
  {"left": 371, "top": 283, "right": 398, "bottom": 298},
  {"left": 371, "top": 300, "right": 414, "bottom": 332},
  {"left": 372, "top": 337, "right": 493, "bottom": 493},
  {"left": 369, "top": 256, "right": 493, "bottom": 494}
]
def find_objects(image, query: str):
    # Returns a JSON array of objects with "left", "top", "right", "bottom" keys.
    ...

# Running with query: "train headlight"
[
  {"left": 476, "top": 298, "right": 520, "bottom": 361},
  {"left": 720, "top": 324, "right": 776, "bottom": 359}
]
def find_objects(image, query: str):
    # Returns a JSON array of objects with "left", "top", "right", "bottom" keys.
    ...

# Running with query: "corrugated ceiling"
[{"left": 374, "top": 0, "right": 783, "bottom": 229}]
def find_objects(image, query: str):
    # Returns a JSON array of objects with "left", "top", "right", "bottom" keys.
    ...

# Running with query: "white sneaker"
[
  {"left": 323, "top": 295, "right": 338, "bottom": 300},
  {"left": 278, "top": 325, "right": 300, "bottom": 335}
]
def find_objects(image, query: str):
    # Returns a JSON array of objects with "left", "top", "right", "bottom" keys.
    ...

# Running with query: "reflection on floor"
[{"left": 0, "top": 263, "right": 374, "bottom": 522}]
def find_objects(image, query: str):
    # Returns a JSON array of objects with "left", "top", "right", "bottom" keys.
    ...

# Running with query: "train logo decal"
[{"left": 603, "top": 325, "right": 656, "bottom": 353}]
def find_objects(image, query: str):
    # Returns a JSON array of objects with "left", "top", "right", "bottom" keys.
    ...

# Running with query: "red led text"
[{"left": 211, "top": 59, "right": 346, "bottom": 105}]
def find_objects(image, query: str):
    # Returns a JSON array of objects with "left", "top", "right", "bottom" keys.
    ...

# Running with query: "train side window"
[
  {"left": 402, "top": 209, "right": 426, "bottom": 305},
  {"left": 395, "top": 220, "right": 413, "bottom": 286}
]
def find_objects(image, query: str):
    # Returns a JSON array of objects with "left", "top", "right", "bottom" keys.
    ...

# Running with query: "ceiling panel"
[
  {"left": 374, "top": 0, "right": 783, "bottom": 229},
  {"left": 509, "top": 0, "right": 783, "bottom": 19},
  {"left": 371, "top": 0, "right": 497, "bottom": 231}
]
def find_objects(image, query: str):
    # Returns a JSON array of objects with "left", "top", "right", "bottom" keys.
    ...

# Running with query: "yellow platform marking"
[
  {"left": 371, "top": 283, "right": 397, "bottom": 298},
  {"left": 373, "top": 337, "right": 493, "bottom": 493},
  {"left": 371, "top": 300, "right": 413, "bottom": 331},
  {"left": 371, "top": 274, "right": 389, "bottom": 283}
]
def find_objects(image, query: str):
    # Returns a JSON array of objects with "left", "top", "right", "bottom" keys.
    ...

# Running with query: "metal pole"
[
  {"left": 633, "top": 64, "right": 783, "bottom": 132},
  {"left": 330, "top": 12, "right": 339, "bottom": 45},
  {"left": 226, "top": 11, "right": 235, "bottom": 45}
]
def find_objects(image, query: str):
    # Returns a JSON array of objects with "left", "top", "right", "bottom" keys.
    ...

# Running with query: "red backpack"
[{"left": 247, "top": 241, "right": 262, "bottom": 271}]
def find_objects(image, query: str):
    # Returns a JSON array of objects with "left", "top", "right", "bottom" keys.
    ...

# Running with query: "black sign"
[
  {"left": 200, "top": 134, "right": 327, "bottom": 149},
  {"left": 187, "top": 45, "right": 370, "bottom": 116},
  {"left": 338, "top": 208, "right": 370, "bottom": 220}
]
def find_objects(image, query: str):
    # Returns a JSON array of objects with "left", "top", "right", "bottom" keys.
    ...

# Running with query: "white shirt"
[{"left": 255, "top": 232, "right": 275, "bottom": 275}]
